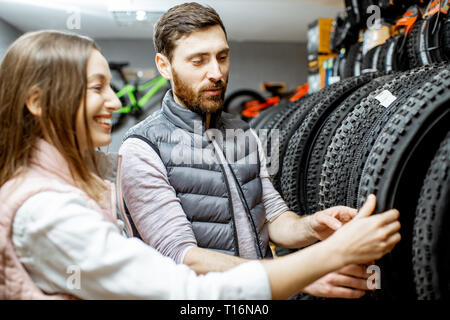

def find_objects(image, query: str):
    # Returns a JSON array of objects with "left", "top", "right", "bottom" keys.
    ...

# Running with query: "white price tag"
[{"left": 374, "top": 89, "right": 397, "bottom": 108}]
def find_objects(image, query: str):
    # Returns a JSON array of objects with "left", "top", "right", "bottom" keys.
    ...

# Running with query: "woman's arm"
[{"left": 12, "top": 191, "right": 271, "bottom": 300}]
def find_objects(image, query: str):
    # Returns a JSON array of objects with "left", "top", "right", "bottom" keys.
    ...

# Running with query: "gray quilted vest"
[{"left": 123, "top": 90, "right": 270, "bottom": 258}]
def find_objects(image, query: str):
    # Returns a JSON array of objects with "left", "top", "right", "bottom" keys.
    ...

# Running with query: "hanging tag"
[{"left": 375, "top": 90, "right": 397, "bottom": 108}]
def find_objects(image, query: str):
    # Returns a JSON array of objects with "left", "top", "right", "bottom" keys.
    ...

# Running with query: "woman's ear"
[
  {"left": 25, "top": 88, "right": 42, "bottom": 117},
  {"left": 155, "top": 53, "right": 172, "bottom": 81}
]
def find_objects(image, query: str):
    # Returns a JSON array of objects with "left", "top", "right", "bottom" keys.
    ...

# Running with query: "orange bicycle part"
[
  {"left": 289, "top": 83, "right": 309, "bottom": 102},
  {"left": 241, "top": 96, "right": 280, "bottom": 118},
  {"left": 395, "top": 8, "right": 421, "bottom": 35}
]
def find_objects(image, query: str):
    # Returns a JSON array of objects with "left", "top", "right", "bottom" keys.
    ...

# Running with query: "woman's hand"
[{"left": 327, "top": 194, "right": 401, "bottom": 266}]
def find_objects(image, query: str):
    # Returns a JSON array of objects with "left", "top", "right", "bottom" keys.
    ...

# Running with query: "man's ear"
[
  {"left": 25, "top": 88, "right": 42, "bottom": 117},
  {"left": 155, "top": 53, "right": 172, "bottom": 80}
]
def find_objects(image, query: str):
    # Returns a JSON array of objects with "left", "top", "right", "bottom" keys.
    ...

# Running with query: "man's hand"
[
  {"left": 305, "top": 206, "right": 358, "bottom": 241},
  {"left": 302, "top": 264, "right": 372, "bottom": 299}
]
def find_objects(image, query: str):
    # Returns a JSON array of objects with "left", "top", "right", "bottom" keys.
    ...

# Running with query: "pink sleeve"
[{"left": 119, "top": 138, "right": 197, "bottom": 264}]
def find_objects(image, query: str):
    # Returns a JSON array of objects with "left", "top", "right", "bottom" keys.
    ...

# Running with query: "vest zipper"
[
  {"left": 227, "top": 165, "right": 264, "bottom": 259},
  {"left": 217, "top": 162, "right": 241, "bottom": 256}
]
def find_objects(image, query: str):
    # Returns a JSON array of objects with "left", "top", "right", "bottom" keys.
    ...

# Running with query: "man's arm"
[
  {"left": 267, "top": 210, "right": 318, "bottom": 249},
  {"left": 251, "top": 129, "right": 356, "bottom": 248},
  {"left": 183, "top": 247, "right": 249, "bottom": 274}
]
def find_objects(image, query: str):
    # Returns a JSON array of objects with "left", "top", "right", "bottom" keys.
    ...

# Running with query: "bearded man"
[{"left": 119, "top": 2, "right": 374, "bottom": 299}]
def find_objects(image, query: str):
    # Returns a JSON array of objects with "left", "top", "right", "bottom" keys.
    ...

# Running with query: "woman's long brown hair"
[{"left": 0, "top": 30, "right": 105, "bottom": 201}]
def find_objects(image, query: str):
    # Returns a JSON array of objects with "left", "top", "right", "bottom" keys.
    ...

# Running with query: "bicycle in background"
[{"left": 109, "top": 62, "right": 169, "bottom": 132}]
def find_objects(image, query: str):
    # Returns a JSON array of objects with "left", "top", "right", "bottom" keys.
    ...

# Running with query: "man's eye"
[
  {"left": 192, "top": 60, "right": 202, "bottom": 65},
  {"left": 219, "top": 55, "right": 228, "bottom": 61}
]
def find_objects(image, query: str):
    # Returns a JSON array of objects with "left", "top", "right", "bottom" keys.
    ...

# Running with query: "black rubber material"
[
  {"left": 320, "top": 64, "right": 441, "bottom": 211},
  {"left": 407, "top": 16, "right": 447, "bottom": 68},
  {"left": 412, "top": 130, "right": 450, "bottom": 300},
  {"left": 280, "top": 72, "right": 381, "bottom": 214},
  {"left": 223, "top": 89, "right": 266, "bottom": 116},
  {"left": 361, "top": 45, "right": 381, "bottom": 73},
  {"left": 346, "top": 63, "right": 448, "bottom": 209},
  {"left": 357, "top": 67, "right": 450, "bottom": 300},
  {"left": 249, "top": 101, "right": 288, "bottom": 131},
  {"left": 379, "top": 36, "right": 410, "bottom": 72},
  {"left": 376, "top": 41, "right": 389, "bottom": 72},
  {"left": 440, "top": 18, "right": 450, "bottom": 61},
  {"left": 264, "top": 93, "right": 321, "bottom": 191},
  {"left": 269, "top": 87, "right": 349, "bottom": 192},
  {"left": 343, "top": 42, "right": 363, "bottom": 78},
  {"left": 313, "top": 75, "right": 391, "bottom": 212},
  {"left": 407, "top": 19, "right": 429, "bottom": 68}
]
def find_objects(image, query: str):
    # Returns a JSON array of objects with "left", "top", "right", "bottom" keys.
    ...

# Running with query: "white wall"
[{"left": 0, "top": 18, "right": 23, "bottom": 60}]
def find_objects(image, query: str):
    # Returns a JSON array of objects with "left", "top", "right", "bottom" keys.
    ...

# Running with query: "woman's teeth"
[{"left": 95, "top": 118, "right": 112, "bottom": 126}]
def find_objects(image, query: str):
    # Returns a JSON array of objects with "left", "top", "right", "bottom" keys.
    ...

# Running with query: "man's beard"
[{"left": 172, "top": 69, "right": 227, "bottom": 114}]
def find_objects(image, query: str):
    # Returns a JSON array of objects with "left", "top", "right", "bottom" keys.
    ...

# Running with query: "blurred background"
[{"left": 0, "top": 0, "right": 343, "bottom": 151}]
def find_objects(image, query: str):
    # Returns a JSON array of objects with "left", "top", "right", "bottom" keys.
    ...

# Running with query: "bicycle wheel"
[
  {"left": 441, "top": 18, "right": 450, "bottom": 61},
  {"left": 223, "top": 89, "right": 265, "bottom": 117},
  {"left": 111, "top": 83, "right": 128, "bottom": 131},
  {"left": 321, "top": 64, "right": 441, "bottom": 211},
  {"left": 407, "top": 16, "right": 446, "bottom": 68},
  {"left": 357, "top": 67, "right": 450, "bottom": 300},
  {"left": 343, "top": 42, "right": 363, "bottom": 78},
  {"left": 280, "top": 72, "right": 381, "bottom": 214},
  {"left": 412, "top": 130, "right": 450, "bottom": 300}
]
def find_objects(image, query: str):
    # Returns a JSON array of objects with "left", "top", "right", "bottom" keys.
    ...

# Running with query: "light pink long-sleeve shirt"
[{"left": 119, "top": 130, "right": 289, "bottom": 263}]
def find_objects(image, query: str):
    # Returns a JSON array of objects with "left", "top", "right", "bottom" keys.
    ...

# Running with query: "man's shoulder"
[{"left": 122, "top": 109, "right": 173, "bottom": 142}]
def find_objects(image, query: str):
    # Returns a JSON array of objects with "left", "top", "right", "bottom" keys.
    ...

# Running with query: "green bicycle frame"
[{"left": 115, "top": 76, "right": 168, "bottom": 113}]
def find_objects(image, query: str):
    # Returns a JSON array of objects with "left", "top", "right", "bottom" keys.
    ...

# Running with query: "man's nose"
[{"left": 206, "top": 60, "right": 223, "bottom": 82}]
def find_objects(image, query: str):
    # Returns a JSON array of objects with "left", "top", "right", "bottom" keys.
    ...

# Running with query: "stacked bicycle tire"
[
  {"left": 343, "top": 4, "right": 450, "bottom": 78},
  {"left": 249, "top": 62, "right": 450, "bottom": 300}
]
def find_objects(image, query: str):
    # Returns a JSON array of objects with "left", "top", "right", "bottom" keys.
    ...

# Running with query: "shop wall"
[{"left": 0, "top": 18, "right": 23, "bottom": 60}]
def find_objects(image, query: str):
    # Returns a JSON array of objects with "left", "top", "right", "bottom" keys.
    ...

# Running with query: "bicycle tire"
[
  {"left": 111, "top": 83, "right": 129, "bottom": 131},
  {"left": 346, "top": 64, "right": 448, "bottom": 209},
  {"left": 265, "top": 95, "right": 317, "bottom": 191},
  {"left": 343, "top": 42, "right": 363, "bottom": 78},
  {"left": 321, "top": 64, "right": 440, "bottom": 211},
  {"left": 280, "top": 72, "right": 380, "bottom": 214},
  {"left": 376, "top": 40, "right": 389, "bottom": 72},
  {"left": 357, "top": 67, "right": 450, "bottom": 300},
  {"left": 407, "top": 16, "right": 446, "bottom": 68},
  {"left": 269, "top": 87, "right": 346, "bottom": 192},
  {"left": 384, "top": 35, "right": 410, "bottom": 72},
  {"left": 250, "top": 101, "right": 288, "bottom": 131},
  {"left": 314, "top": 75, "right": 392, "bottom": 212},
  {"left": 441, "top": 18, "right": 450, "bottom": 61},
  {"left": 361, "top": 45, "right": 381, "bottom": 73},
  {"left": 407, "top": 19, "right": 428, "bottom": 68},
  {"left": 412, "top": 130, "right": 450, "bottom": 300},
  {"left": 223, "top": 89, "right": 266, "bottom": 116}
]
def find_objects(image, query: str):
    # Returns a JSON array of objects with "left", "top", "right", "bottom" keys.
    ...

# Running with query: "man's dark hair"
[{"left": 153, "top": 2, "right": 227, "bottom": 61}]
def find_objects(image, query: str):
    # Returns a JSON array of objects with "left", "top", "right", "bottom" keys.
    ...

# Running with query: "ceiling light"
[{"left": 110, "top": 10, "right": 163, "bottom": 26}]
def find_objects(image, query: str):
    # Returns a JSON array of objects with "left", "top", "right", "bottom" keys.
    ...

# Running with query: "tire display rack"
[{"left": 250, "top": 64, "right": 450, "bottom": 300}]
